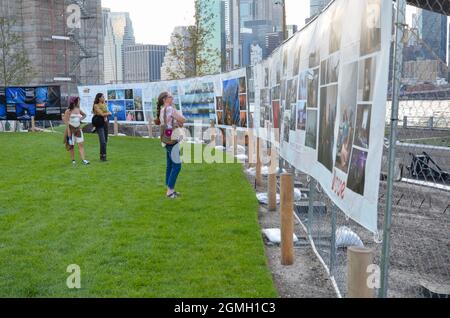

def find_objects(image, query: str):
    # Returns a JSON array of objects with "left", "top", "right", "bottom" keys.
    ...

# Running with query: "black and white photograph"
[
  {"left": 358, "top": 57, "right": 377, "bottom": 102},
  {"left": 318, "top": 85, "right": 338, "bottom": 172},
  {"left": 307, "top": 69, "right": 319, "bottom": 109},
  {"left": 347, "top": 147, "right": 368, "bottom": 196},
  {"left": 290, "top": 105, "right": 296, "bottom": 131},
  {"left": 335, "top": 62, "right": 358, "bottom": 173},
  {"left": 321, "top": 54, "right": 340, "bottom": 85},
  {"left": 297, "top": 101, "right": 307, "bottom": 131},
  {"left": 360, "top": 0, "right": 381, "bottom": 56},
  {"left": 354, "top": 104, "right": 372, "bottom": 149},
  {"left": 305, "top": 109, "right": 318, "bottom": 150},
  {"left": 283, "top": 111, "right": 290, "bottom": 143},
  {"left": 286, "top": 77, "right": 298, "bottom": 110},
  {"left": 293, "top": 38, "right": 301, "bottom": 76}
]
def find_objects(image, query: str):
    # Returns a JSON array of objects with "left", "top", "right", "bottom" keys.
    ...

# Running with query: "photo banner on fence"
[
  {"left": 0, "top": 86, "right": 62, "bottom": 121},
  {"left": 78, "top": 68, "right": 248, "bottom": 128},
  {"left": 255, "top": 0, "right": 392, "bottom": 233}
]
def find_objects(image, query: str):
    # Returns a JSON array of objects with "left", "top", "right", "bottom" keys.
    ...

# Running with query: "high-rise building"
[
  {"left": 103, "top": 9, "right": 135, "bottom": 84},
  {"left": 198, "top": 0, "right": 225, "bottom": 74},
  {"left": 420, "top": 9, "right": 447, "bottom": 64},
  {"left": 310, "top": 0, "right": 331, "bottom": 18},
  {"left": 0, "top": 0, "right": 104, "bottom": 97},
  {"left": 161, "top": 26, "right": 191, "bottom": 80},
  {"left": 124, "top": 45, "right": 167, "bottom": 83}
]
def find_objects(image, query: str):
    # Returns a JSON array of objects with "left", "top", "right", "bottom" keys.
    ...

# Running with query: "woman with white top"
[
  {"left": 156, "top": 92, "right": 186, "bottom": 199},
  {"left": 63, "top": 97, "right": 90, "bottom": 165}
]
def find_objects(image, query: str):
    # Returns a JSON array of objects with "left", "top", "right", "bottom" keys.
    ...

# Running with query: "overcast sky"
[{"left": 102, "top": 0, "right": 309, "bottom": 45}]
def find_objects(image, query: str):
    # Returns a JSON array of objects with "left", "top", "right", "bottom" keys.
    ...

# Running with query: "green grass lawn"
[{"left": 0, "top": 132, "right": 277, "bottom": 298}]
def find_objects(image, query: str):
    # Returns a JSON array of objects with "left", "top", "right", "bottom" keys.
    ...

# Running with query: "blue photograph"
[
  {"left": 6, "top": 88, "right": 26, "bottom": 104},
  {"left": 222, "top": 78, "right": 241, "bottom": 126},
  {"left": 0, "top": 105, "right": 6, "bottom": 120},
  {"left": 35, "top": 87, "right": 48, "bottom": 104},
  {"left": 16, "top": 103, "right": 36, "bottom": 120},
  {"left": 108, "top": 100, "right": 126, "bottom": 121},
  {"left": 116, "top": 90, "right": 125, "bottom": 100},
  {"left": 125, "top": 100, "right": 135, "bottom": 111}
]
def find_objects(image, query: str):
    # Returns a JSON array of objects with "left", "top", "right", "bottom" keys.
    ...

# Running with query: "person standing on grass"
[
  {"left": 92, "top": 93, "right": 112, "bottom": 162},
  {"left": 156, "top": 92, "right": 186, "bottom": 199},
  {"left": 63, "top": 97, "right": 90, "bottom": 165}
]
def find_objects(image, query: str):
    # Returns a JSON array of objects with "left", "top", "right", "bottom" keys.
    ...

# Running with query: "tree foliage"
[
  {"left": 0, "top": 17, "right": 35, "bottom": 86},
  {"left": 163, "top": 0, "right": 221, "bottom": 80}
]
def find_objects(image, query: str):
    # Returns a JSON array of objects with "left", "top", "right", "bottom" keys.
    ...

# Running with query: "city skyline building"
[
  {"left": 102, "top": 9, "right": 135, "bottom": 84},
  {"left": 124, "top": 44, "right": 167, "bottom": 83}
]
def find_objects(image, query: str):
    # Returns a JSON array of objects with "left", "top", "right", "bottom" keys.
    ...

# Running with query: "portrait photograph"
[
  {"left": 307, "top": 69, "right": 319, "bottom": 109},
  {"left": 358, "top": 57, "right": 377, "bottom": 102},
  {"left": 347, "top": 147, "right": 368, "bottom": 196},
  {"left": 360, "top": 0, "right": 381, "bottom": 56},
  {"left": 297, "top": 101, "right": 307, "bottom": 131},
  {"left": 318, "top": 85, "right": 338, "bottom": 172},
  {"left": 305, "top": 109, "right": 318, "bottom": 150},
  {"left": 354, "top": 104, "right": 372, "bottom": 149}
]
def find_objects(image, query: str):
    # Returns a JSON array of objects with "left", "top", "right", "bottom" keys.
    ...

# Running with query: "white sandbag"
[
  {"left": 262, "top": 228, "right": 299, "bottom": 244},
  {"left": 235, "top": 154, "right": 248, "bottom": 161},
  {"left": 336, "top": 226, "right": 364, "bottom": 248},
  {"left": 256, "top": 193, "right": 280, "bottom": 205}
]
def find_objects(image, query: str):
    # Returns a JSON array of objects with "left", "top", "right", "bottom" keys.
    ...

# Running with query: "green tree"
[
  {"left": 164, "top": 0, "right": 221, "bottom": 80},
  {"left": 0, "top": 17, "right": 35, "bottom": 86}
]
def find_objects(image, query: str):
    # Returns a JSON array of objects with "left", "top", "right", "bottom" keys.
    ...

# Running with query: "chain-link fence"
[{"left": 288, "top": 0, "right": 449, "bottom": 298}]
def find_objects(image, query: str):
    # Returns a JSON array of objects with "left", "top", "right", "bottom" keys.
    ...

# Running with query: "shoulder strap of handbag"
[{"left": 163, "top": 106, "right": 175, "bottom": 127}]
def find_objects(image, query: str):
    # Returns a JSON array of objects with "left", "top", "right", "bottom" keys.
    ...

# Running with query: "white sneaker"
[
  {"left": 72, "top": 160, "right": 76, "bottom": 165},
  {"left": 82, "top": 160, "right": 90, "bottom": 165}
]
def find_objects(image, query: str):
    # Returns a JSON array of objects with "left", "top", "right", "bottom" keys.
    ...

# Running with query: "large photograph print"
[
  {"left": 222, "top": 77, "right": 247, "bottom": 127},
  {"left": 318, "top": 85, "right": 338, "bottom": 172},
  {"left": 180, "top": 81, "right": 216, "bottom": 124}
]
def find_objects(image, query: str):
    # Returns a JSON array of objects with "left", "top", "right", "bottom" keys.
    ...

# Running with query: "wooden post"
[
  {"left": 268, "top": 146, "right": 278, "bottom": 211},
  {"left": 31, "top": 116, "right": 36, "bottom": 132},
  {"left": 232, "top": 125, "right": 237, "bottom": 156},
  {"left": 210, "top": 121, "right": 216, "bottom": 145},
  {"left": 280, "top": 173, "right": 294, "bottom": 266},
  {"left": 256, "top": 137, "right": 262, "bottom": 187},
  {"left": 148, "top": 119, "right": 153, "bottom": 138},
  {"left": 347, "top": 247, "right": 374, "bottom": 298},
  {"left": 114, "top": 115, "right": 119, "bottom": 136}
]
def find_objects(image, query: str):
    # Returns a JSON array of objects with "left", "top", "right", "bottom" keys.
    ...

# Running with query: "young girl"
[
  {"left": 63, "top": 97, "right": 90, "bottom": 165},
  {"left": 156, "top": 92, "right": 186, "bottom": 199}
]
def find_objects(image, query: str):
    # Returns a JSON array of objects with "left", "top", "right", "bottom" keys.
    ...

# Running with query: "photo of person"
[
  {"left": 272, "top": 101, "right": 280, "bottom": 129},
  {"left": 360, "top": 0, "right": 381, "bottom": 56},
  {"left": 126, "top": 111, "right": 135, "bottom": 122},
  {"left": 335, "top": 62, "right": 358, "bottom": 173},
  {"left": 135, "top": 111, "right": 145, "bottom": 122},
  {"left": 108, "top": 90, "right": 116, "bottom": 100},
  {"left": 223, "top": 78, "right": 241, "bottom": 126},
  {"left": 307, "top": 69, "right": 319, "bottom": 108},
  {"left": 134, "top": 89, "right": 143, "bottom": 110},
  {"left": 239, "top": 94, "right": 247, "bottom": 111},
  {"left": 125, "top": 89, "right": 133, "bottom": 100},
  {"left": 290, "top": 106, "right": 296, "bottom": 131},
  {"left": 358, "top": 57, "right": 377, "bottom": 102},
  {"left": 264, "top": 68, "right": 269, "bottom": 87},
  {"left": 286, "top": 77, "right": 298, "bottom": 110},
  {"left": 239, "top": 77, "right": 247, "bottom": 94},
  {"left": 318, "top": 85, "right": 338, "bottom": 172},
  {"left": 305, "top": 110, "right": 318, "bottom": 149},
  {"left": 354, "top": 104, "right": 372, "bottom": 149},
  {"left": 16, "top": 104, "right": 36, "bottom": 121},
  {"left": 347, "top": 148, "right": 368, "bottom": 196},
  {"left": 298, "top": 72, "right": 307, "bottom": 100},
  {"left": 240, "top": 112, "right": 247, "bottom": 127},
  {"left": 297, "top": 101, "right": 307, "bottom": 131},
  {"left": 329, "top": 6, "right": 343, "bottom": 54},
  {"left": 283, "top": 111, "right": 290, "bottom": 143},
  {"left": 327, "top": 54, "right": 340, "bottom": 84},
  {"left": 125, "top": 100, "right": 134, "bottom": 111},
  {"left": 217, "top": 111, "right": 224, "bottom": 125},
  {"left": 216, "top": 97, "right": 223, "bottom": 111},
  {"left": 116, "top": 90, "right": 125, "bottom": 100}
]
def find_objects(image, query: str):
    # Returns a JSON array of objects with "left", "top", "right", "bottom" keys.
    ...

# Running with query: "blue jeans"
[{"left": 166, "top": 143, "right": 182, "bottom": 190}]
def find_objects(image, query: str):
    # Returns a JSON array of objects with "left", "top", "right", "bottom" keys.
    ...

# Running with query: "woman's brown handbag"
[{"left": 160, "top": 107, "right": 178, "bottom": 145}]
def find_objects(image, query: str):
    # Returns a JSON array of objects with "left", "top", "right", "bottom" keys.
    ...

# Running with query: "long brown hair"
[
  {"left": 92, "top": 93, "right": 104, "bottom": 113},
  {"left": 155, "top": 91, "right": 169, "bottom": 124}
]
